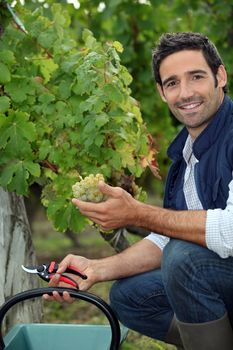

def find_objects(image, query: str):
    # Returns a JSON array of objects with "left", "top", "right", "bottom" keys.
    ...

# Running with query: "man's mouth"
[{"left": 177, "top": 101, "right": 203, "bottom": 110}]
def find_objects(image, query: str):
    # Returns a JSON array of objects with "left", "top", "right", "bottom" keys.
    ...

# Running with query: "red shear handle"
[
  {"left": 49, "top": 274, "right": 79, "bottom": 289},
  {"left": 59, "top": 276, "right": 78, "bottom": 288},
  {"left": 66, "top": 265, "right": 87, "bottom": 280},
  {"left": 48, "top": 261, "right": 56, "bottom": 273}
]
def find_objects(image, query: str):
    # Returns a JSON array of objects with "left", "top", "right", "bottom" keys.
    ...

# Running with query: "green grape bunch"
[{"left": 72, "top": 174, "right": 106, "bottom": 203}]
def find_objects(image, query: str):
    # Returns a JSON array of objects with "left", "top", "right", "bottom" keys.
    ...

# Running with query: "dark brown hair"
[{"left": 152, "top": 32, "right": 227, "bottom": 93}]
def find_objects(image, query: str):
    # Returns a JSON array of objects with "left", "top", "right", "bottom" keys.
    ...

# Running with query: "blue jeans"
[{"left": 109, "top": 239, "right": 233, "bottom": 341}]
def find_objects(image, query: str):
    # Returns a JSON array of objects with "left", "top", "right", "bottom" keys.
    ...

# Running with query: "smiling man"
[
  {"left": 157, "top": 50, "right": 226, "bottom": 137},
  {"left": 45, "top": 33, "right": 233, "bottom": 350}
]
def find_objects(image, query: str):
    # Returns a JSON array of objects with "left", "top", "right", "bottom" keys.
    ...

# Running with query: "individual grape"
[{"left": 72, "top": 173, "right": 106, "bottom": 202}]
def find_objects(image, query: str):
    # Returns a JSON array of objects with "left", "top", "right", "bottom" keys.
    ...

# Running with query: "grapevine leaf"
[
  {"left": 0, "top": 50, "right": 16, "bottom": 65},
  {"left": 69, "top": 205, "right": 88, "bottom": 233},
  {"left": 0, "top": 96, "right": 10, "bottom": 113},
  {"left": 17, "top": 116, "right": 37, "bottom": 142},
  {"left": 47, "top": 197, "right": 66, "bottom": 216},
  {"left": 113, "top": 41, "right": 124, "bottom": 53},
  {"left": 131, "top": 105, "right": 143, "bottom": 123},
  {"left": 38, "top": 92, "right": 55, "bottom": 104},
  {"left": 0, "top": 62, "right": 11, "bottom": 84},
  {"left": 26, "top": 14, "right": 50, "bottom": 38},
  {"left": 83, "top": 120, "right": 96, "bottom": 134},
  {"left": 0, "top": 111, "right": 36, "bottom": 158},
  {"left": 82, "top": 28, "right": 94, "bottom": 43},
  {"left": 38, "top": 29, "right": 57, "bottom": 49},
  {"left": 60, "top": 204, "right": 86, "bottom": 232},
  {"left": 60, "top": 53, "right": 81, "bottom": 73},
  {"left": 51, "top": 3, "right": 71, "bottom": 29},
  {"left": 55, "top": 101, "right": 68, "bottom": 115},
  {"left": 7, "top": 161, "right": 29, "bottom": 195},
  {"left": 5, "top": 79, "right": 33, "bottom": 103},
  {"left": 38, "top": 59, "right": 58, "bottom": 84},
  {"left": 46, "top": 198, "right": 72, "bottom": 232},
  {"left": 118, "top": 144, "right": 136, "bottom": 167},
  {"left": 95, "top": 134, "right": 104, "bottom": 147},
  {"left": 103, "top": 83, "right": 124, "bottom": 104},
  {"left": 58, "top": 80, "right": 71, "bottom": 99},
  {"left": 109, "top": 151, "right": 122, "bottom": 170},
  {"left": 60, "top": 38, "right": 77, "bottom": 53},
  {"left": 24, "top": 161, "right": 41, "bottom": 177},
  {"left": 0, "top": 163, "right": 18, "bottom": 187},
  {"left": 8, "top": 88, "right": 26, "bottom": 103},
  {"left": 85, "top": 35, "right": 97, "bottom": 49},
  {"left": 95, "top": 114, "right": 109, "bottom": 128},
  {"left": 72, "top": 74, "right": 97, "bottom": 95},
  {"left": 38, "top": 139, "right": 51, "bottom": 160},
  {"left": 119, "top": 66, "right": 133, "bottom": 86}
]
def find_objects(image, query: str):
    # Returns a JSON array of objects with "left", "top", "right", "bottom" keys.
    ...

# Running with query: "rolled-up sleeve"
[
  {"left": 144, "top": 232, "right": 170, "bottom": 251},
  {"left": 206, "top": 179, "right": 233, "bottom": 258}
]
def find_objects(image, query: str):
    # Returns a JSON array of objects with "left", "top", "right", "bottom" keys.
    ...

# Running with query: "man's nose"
[{"left": 178, "top": 81, "right": 193, "bottom": 99}]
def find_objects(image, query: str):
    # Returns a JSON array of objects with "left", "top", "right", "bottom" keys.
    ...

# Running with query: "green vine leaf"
[
  {"left": 0, "top": 96, "right": 10, "bottom": 113},
  {"left": 0, "top": 62, "right": 11, "bottom": 84}
]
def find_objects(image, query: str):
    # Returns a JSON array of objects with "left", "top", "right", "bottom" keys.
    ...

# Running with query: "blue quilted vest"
[{"left": 163, "top": 95, "right": 233, "bottom": 210}]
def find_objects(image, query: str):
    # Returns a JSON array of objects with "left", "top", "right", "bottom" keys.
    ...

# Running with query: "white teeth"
[{"left": 180, "top": 102, "right": 201, "bottom": 110}]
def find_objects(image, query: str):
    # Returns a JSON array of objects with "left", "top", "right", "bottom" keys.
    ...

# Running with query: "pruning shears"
[{"left": 22, "top": 261, "right": 87, "bottom": 289}]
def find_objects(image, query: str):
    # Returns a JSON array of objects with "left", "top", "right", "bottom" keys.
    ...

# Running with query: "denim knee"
[
  {"left": 161, "top": 239, "right": 227, "bottom": 322},
  {"left": 109, "top": 271, "right": 174, "bottom": 340},
  {"left": 161, "top": 239, "right": 214, "bottom": 295},
  {"left": 109, "top": 278, "right": 139, "bottom": 325}
]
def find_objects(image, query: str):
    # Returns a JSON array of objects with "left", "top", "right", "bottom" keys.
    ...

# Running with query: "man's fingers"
[
  {"left": 56, "top": 258, "right": 71, "bottom": 274},
  {"left": 48, "top": 273, "right": 61, "bottom": 286},
  {"left": 72, "top": 210, "right": 111, "bottom": 228},
  {"left": 71, "top": 200, "right": 110, "bottom": 223},
  {"left": 72, "top": 198, "right": 103, "bottom": 212},
  {"left": 63, "top": 291, "right": 75, "bottom": 304},
  {"left": 42, "top": 291, "right": 74, "bottom": 304},
  {"left": 98, "top": 181, "right": 123, "bottom": 198}
]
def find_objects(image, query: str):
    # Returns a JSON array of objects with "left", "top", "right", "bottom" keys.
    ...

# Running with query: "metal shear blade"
[{"left": 21, "top": 265, "right": 39, "bottom": 274}]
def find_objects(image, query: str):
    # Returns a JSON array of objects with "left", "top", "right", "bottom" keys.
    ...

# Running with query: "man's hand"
[
  {"left": 72, "top": 181, "right": 140, "bottom": 231},
  {"left": 42, "top": 254, "right": 96, "bottom": 303}
]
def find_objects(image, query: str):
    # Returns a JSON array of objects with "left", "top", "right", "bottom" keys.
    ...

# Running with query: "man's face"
[{"left": 157, "top": 50, "right": 227, "bottom": 138}]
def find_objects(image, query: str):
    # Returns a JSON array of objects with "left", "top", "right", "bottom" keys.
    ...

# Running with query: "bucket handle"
[{"left": 0, "top": 287, "right": 121, "bottom": 350}]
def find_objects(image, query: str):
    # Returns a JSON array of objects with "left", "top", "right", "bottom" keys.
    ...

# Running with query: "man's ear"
[
  {"left": 156, "top": 83, "right": 167, "bottom": 103},
  {"left": 216, "top": 65, "right": 227, "bottom": 88}
]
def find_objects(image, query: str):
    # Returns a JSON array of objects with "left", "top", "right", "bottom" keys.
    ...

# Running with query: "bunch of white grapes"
[{"left": 72, "top": 174, "right": 106, "bottom": 203}]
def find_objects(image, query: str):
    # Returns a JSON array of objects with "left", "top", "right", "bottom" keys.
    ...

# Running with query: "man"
[{"left": 44, "top": 32, "right": 233, "bottom": 350}]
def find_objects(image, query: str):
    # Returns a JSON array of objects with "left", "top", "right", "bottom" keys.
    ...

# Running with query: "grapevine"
[{"left": 0, "top": 3, "right": 159, "bottom": 234}]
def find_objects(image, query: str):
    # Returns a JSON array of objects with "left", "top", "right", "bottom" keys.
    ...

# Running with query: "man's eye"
[
  {"left": 166, "top": 80, "right": 176, "bottom": 88},
  {"left": 193, "top": 74, "right": 203, "bottom": 80}
]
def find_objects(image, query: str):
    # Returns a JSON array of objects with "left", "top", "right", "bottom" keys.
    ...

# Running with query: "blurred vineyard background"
[{"left": 2, "top": 0, "right": 233, "bottom": 349}]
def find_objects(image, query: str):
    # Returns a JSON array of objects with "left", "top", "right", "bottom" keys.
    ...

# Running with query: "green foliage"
[{"left": 0, "top": 3, "right": 156, "bottom": 233}]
